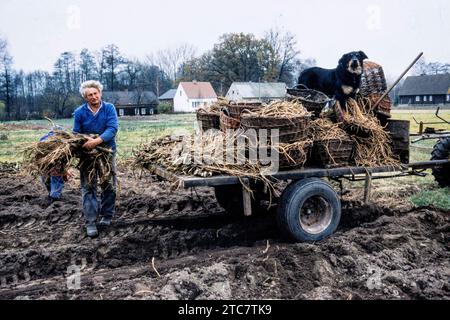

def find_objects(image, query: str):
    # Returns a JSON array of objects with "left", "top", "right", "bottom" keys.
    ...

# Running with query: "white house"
[
  {"left": 226, "top": 82, "right": 287, "bottom": 103},
  {"left": 173, "top": 81, "right": 218, "bottom": 113}
]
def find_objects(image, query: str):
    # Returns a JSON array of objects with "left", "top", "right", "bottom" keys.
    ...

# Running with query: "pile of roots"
[
  {"left": 241, "top": 100, "right": 311, "bottom": 118},
  {"left": 133, "top": 129, "right": 277, "bottom": 195},
  {"left": 339, "top": 98, "right": 399, "bottom": 167},
  {"left": 22, "top": 131, "right": 113, "bottom": 184},
  {"left": 197, "top": 97, "right": 229, "bottom": 115},
  {"left": 134, "top": 97, "right": 399, "bottom": 186}
]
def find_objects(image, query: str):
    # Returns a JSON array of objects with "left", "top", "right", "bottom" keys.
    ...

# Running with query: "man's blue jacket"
[{"left": 73, "top": 101, "right": 119, "bottom": 152}]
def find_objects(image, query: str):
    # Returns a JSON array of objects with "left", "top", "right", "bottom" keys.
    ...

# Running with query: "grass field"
[
  {"left": 391, "top": 109, "right": 450, "bottom": 133},
  {"left": 1, "top": 110, "right": 448, "bottom": 209}
]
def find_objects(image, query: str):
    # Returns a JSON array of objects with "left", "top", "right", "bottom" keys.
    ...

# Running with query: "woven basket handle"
[
  {"left": 240, "top": 108, "right": 256, "bottom": 116},
  {"left": 294, "top": 84, "right": 309, "bottom": 90},
  {"left": 221, "top": 107, "right": 230, "bottom": 117}
]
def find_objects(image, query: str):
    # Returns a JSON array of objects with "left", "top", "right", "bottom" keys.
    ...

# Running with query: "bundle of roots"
[
  {"left": 308, "top": 118, "right": 349, "bottom": 141},
  {"left": 276, "top": 139, "right": 313, "bottom": 168},
  {"left": 339, "top": 98, "right": 399, "bottom": 167},
  {"left": 135, "top": 130, "right": 284, "bottom": 198},
  {"left": 243, "top": 100, "right": 311, "bottom": 118},
  {"left": 22, "top": 131, "right": 113, "bottom": 185},
  {"left": 198, "top": 97, "right": 231, "bottom": 114},
  {"left": 307, "top": 118, "right": 352, "bottom": 166}
]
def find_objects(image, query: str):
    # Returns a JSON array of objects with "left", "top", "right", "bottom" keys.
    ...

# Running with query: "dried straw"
[
  {"left": 243, "top": 100, "right": 311, "bottom": 118},
  {"left": 307, "top": 118, "right": 351, "bottom": 166},
  {"left": 340, "top": 98, "right": 400, "bottom": 167},
  {"left": 22, "top": 131, "right": 113, "bottom": 185},
  {"left": 276, "top": 140, "right": 313, "bottom": 167},
  {"left": 133, "top": 130, "right": 279, "bottom": 199},
  {"left": 198, "top": 97, "right": 230, "bottom": 114}
]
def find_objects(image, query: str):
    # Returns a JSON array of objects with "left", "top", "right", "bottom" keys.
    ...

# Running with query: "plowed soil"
[{"left": 0, "top": 165, "right": 448, "bottom": 300}]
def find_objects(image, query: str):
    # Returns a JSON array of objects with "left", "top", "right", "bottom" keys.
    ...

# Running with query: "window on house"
[
  {"left": 423, "top": 96, "right": 427, "bottom": 102},
  {"left": 429, "top": 96, "right": 433, "bottom": 102},
  {"left": 415, "top": 96, "right": 420, "bottom": 102},
  {"left": 141, "top": 108, "right": 146, "bottom": 115},
  {"left": 135, "top": 108, "right": 139, "bottom": 115},
  {"left": 447, "top": 95, "right": 450, "bottom": 102},
  {"left": 119, "top": 109, "right": 124, "bottom": 116},
  {"left": 180, "top": 91, "right": 182, "bottom": 96},
  {"left": 149, "top": 109, "right": 154, "bottom": 115}
]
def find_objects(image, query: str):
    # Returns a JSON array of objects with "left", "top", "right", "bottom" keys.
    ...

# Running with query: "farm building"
[
  {"left": 226, "top": 82, "right": 287, "bottom": 103},
  {"left": 398, "top": 74, "right": 450, "bottom": 106},
  {"left": 173, "top": 81, "right": 218, "bottom": 113},
  {"left": 158, "top": 89, "right": 177, "bottom": 109},
  {"left": 103, "top": 91, "right": 158, "bottom": 116}
]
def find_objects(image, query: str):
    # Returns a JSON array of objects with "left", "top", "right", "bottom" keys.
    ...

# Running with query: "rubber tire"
[
  {"left": 431, "top": 137, "right": 450, "bottom": 187},
  {"left": 277, "top": 178, "right": 341, "bottom": 242},
  {"left": 214, "top": 182, "right": 266, "bottom": 216}
]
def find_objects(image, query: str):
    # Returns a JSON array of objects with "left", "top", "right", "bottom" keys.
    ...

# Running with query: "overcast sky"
[{"left": 0, "top": 0, "right": 449, "bottom": 79}]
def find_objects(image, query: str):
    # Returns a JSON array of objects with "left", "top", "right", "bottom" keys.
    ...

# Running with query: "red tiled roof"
[{"left": 180, "top": 82, "right": 217, "bottom": 99}]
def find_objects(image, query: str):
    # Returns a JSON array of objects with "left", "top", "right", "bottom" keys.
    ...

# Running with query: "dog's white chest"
[{"left": 342, "top": 85, "right": 354, "bottom": 95}]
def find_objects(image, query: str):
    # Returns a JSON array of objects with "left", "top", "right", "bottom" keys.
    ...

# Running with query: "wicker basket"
[
  {"left": 286, "top": 88, "right": 329, "bottom": 118},
  {"left": 366, "top": 93, "right": 392, "bottom": 119},
  {"left": 310, "top": 139, "right": 354, "bottom": 168},
  {"left": 197, "top": 111, "right": 220, "bottom": 131},
  {"left": 240, "top": 115, "right": 310, "bottom": 143},
  {"left": 361, "top": 61, "right": 391, "bottom": 118},
  {"left": 228, "top": 102, "right": 262, "bottom": 120},
  {"left": 220, "top": 111, "right": 241, "bottom": 131},
  {"left": 277, "top": 144, "right": 312, "bottom": 170}
]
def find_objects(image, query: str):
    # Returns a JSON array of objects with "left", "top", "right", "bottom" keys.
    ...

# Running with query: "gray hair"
[{"left": 79, "top": 80, "right": 103, "bottom": 98}]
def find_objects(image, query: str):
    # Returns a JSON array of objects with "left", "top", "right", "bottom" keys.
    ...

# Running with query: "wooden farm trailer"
[{"left": 150, "top": 158, "right": 450, "bottom": 242}]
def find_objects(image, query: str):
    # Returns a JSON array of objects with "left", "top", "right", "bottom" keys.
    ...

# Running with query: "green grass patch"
[{"left": 410, "top": 188, "right": 450, "bottom": 210}]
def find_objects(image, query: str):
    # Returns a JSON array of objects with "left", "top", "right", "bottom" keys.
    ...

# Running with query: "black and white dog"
[{"left": 297, "top": 51, "right": 368, "bottom": 108}]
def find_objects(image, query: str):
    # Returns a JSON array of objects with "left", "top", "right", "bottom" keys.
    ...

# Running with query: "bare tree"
[
  {"left": 264, "top": 28, "right": 301, "bottom": 85},
  {"left": 149, "top": 43, "right": 197, "bottom": 84},
  {"left": 0, "top": 37, "right": 14, "bottom": 119},
  {"left": 413, "top": 56, "right": 450, "bottom": 75}
]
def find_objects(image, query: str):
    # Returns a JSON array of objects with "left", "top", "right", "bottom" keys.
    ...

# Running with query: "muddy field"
[{"left": 0, "top": 164, "right": 448, "bottom": 300}]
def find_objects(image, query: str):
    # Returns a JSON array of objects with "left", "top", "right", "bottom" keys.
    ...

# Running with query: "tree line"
[
  {"left": 0, "top": 40, "right": 175, "bottom": 120},
  {"left": 2, "top": 29, "right": 448, "bottom": 121},
  {"left": 0, "top": 28, "right": 318, "bottom": 121}
]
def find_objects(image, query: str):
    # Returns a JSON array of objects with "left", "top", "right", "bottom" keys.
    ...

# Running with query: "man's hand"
[{"left": 83, "top": 137, "right": 103, "bottom": 150}]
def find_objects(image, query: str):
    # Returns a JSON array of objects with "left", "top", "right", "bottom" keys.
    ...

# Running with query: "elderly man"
[{"left": 73, "top": 80, "right": 119, "bottom": 238}]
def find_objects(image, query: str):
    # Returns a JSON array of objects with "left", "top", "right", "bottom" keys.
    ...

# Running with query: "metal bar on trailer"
[
  {"left": 411, "top": 134, "right": 450, "bottom": 143},
  {"left": 178, "top": 175, "right": 242, "bottom": 188},
  {"left": 152, "top": 160, "right": 450, "bottom": 189},
  {"left": 409, "top": 160, "right": 449, "bottom": 169}
]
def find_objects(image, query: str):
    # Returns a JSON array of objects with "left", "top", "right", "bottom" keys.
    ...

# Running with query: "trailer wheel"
[
  {"left": 277, "top": 178, "right": 341, "bottom": 242},
  {"left": 431, "top": 137, "right": 450, "bottom": 187},
  {"left": 214, "top": 183, "right": 265, "bottom": 216}
]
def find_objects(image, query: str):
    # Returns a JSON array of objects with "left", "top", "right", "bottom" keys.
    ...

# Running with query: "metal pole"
[{"left": 373, "top": 52, "right": 424, "bottom": 109}]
